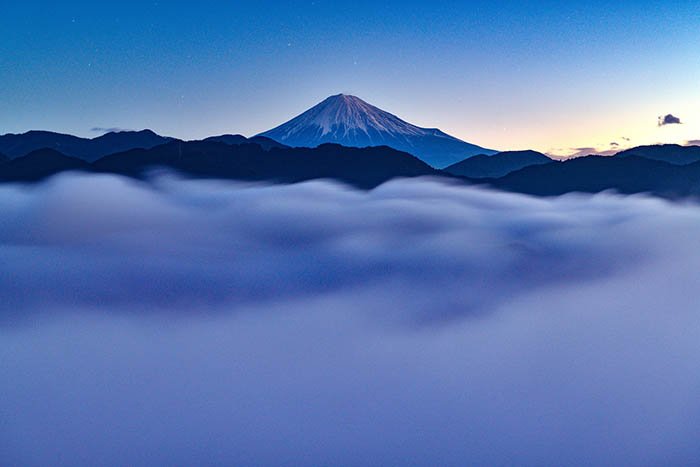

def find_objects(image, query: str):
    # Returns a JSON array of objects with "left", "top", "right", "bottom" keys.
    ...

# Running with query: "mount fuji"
[{"left": 258, "top": 94, "right": 496, "bottom": 168}]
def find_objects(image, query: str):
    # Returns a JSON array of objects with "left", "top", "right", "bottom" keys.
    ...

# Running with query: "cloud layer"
[{"left": 2, "top": 174, "right": 700, "bottom": 465}]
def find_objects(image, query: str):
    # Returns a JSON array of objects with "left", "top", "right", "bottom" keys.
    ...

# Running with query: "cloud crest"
[{"left": 2, "top": 174, "right": 700, "bottom": 465}]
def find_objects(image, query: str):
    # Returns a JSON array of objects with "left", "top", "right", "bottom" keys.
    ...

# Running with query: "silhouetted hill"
[
  {"left": 94, "top": 141, "right": 261, "bottom": 179},
  {"left": 445, "top": 150, "right": 552, "bottom": 178},
  {"left": 202, "top": 134, "right": 289, "bottom": 150},
  {"left": 0, "top": 130, "right": 173, "bottom": 161},
  {"left": 88, "top": 130, "right": 173, "bottom": 160},
  {"left": 0, "top": 149, "right": 91, "bottom": 182},
  {"left": 0, "top": 152, "right": 8, "bottom": 164},
  {"left": 93, "top": 141, "right": 438, "bottom": 188},
  {"left": 484, "top": 155, "right": 700, "bottom": 197},
  {"left": 0, "top": 131, "right": 85, "bottom": 159},
  {"left": 615, "top": 144, "right": 700, "bottom": 165}
]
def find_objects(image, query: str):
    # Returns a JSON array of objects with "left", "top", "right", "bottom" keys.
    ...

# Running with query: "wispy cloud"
[{"left": 90, "top": 127, "right": 132, "bottom": 133}]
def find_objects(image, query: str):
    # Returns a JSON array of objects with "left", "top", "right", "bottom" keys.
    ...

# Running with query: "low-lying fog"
[{"left": 2, "top": 174, "right": 699, "bottom": 465}]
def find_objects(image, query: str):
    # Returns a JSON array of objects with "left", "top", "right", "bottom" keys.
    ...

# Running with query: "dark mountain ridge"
[
  {"left": 4, "top": 127, "right": 700, "bottom": 199},
  {"left": 615, "top": 144, "right": 700, "bottom": 165},
  {"left": 93, "top": 141, "right": 437, "bottom": 188},
  {"left": 0, "top": 140, "right": 438, "bottom": 189},
  {"left": 0, "top": 148, "right": 91, "bottom": 182},
  {"left": 0, "top": 130, "right": 293, "bottom": 162},
  {"left": 0, "top": 130, "right": 173, "bottom": 162},
  {"left": 481, "top": 155, "right": 700, "bottom": 198},
  {"left": 445, "top": 150, "right": 552, "bottom": 178}
]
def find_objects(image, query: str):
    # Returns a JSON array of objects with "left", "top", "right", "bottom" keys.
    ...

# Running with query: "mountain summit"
[{"left": 258, "top": 94, "right": 495, "bottom": 168}]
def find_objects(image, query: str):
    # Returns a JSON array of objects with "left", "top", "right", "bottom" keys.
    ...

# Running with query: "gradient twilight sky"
[{"left": 1, "top": 1, "right": 699, "bottom": 156}]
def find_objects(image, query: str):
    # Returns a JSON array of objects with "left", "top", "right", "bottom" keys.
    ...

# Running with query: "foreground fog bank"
[{"left": 2, "top": 174, "right": 700, "bottom": 465}]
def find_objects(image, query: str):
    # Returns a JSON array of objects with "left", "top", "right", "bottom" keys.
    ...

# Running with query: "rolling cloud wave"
[{"left": 2, "top": 174, "right": 700, "bottom": 465}]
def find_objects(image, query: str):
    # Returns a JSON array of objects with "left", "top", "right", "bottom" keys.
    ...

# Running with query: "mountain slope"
[
  {"left": 0, "top": 130, "right": 172, "bottom": 161},
  {"left": 258, "top": 94, "right": 495, "bottom": 168},
  {"left": 615, "top": 144, "right": 700, "bottom": 165},
  {"left": 0, "top": 152, "right": 8, "bottom": 164},
  {"left": 445, "top": 150, "right": 552, "bottom": 178}
]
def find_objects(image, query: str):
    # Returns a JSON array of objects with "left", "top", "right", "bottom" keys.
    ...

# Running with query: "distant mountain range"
[
  {"left": 615, "top": 144, "right": 700, "bottom": 165},
  {"left": 444, "top": 150, "right": 552, "bottom": 178},
  {"left": 0, "top": 149, "right": 91, "bottom": 182},
  {"left": 258, "top": 94, "right": 495, "bottom": 168},
  {"left": 3, "top": 136, "right": 700, "bottom": 198},
  {"left": 3, "top": 98, "right": 700, "bottom": 199},
  {"left": 0, "top": 130, "right": 172, "bottom": 162},
  {"left": 0, "top": 130, "right": 287, "bottom": 163},
  {"left": 0, "top": 141, "right": 437, "bottom": 189},
  {"left": 481, "top": 154, "right": 700, "bottom": 198},
  {"left": 99, "top": 141, "right": 438, "bottom": 188}
]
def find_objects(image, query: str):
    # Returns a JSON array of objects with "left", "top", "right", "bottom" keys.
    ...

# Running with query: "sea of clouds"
[{"left": 2, "top": 173, "right": 700, "bottom": 465}]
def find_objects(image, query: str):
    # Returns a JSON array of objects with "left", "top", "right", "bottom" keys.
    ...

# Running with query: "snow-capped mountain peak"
[
  {"left": 288, "top": 94, "right": 426, "bottom": 138},
  {"left": 258, "top": 94, "right": 495, "bottom": 168}
]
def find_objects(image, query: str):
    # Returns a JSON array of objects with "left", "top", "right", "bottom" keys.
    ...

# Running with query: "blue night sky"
[{"left": 2, "top": 1, "right": 699, "bottom": 155}]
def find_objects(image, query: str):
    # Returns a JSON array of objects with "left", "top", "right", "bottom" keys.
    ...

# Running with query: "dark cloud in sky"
[
  {"left": 2, "top": 174, "right": 700, "bottom": 465},
  {"left": 658, "top": 114, "right": 682, "bottom": 126}
]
